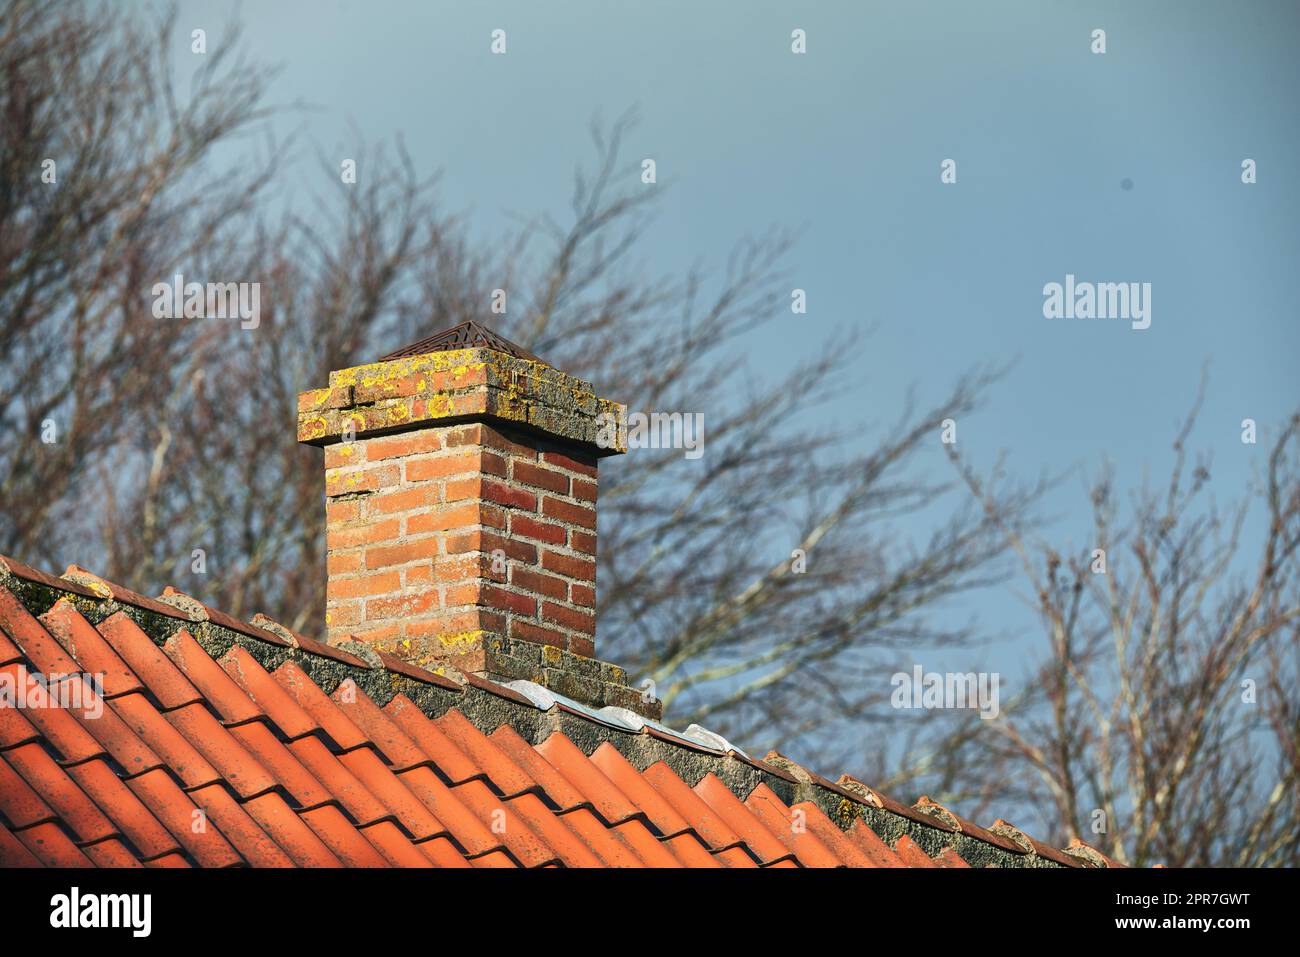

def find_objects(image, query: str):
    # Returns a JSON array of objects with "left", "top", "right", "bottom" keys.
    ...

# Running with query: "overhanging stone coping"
[{"left": 297, "top": 347, "right": 626, "bottom": 456}]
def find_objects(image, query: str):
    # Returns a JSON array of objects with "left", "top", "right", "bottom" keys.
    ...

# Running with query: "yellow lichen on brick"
[
  {"left": 329, "top": 348, "right": 480, "bottom": 389},
  {"left": 299, "top": 416, "right": 328, "bottom": 441},
  {"left": 542, "top": 645, "right": 562, "bottom": 665},
  {"left": 298, "top": 388, "right": 332, "bottom": 412},
  {"left": 437, "top": 629, "right": 486, "bottom": 652}
]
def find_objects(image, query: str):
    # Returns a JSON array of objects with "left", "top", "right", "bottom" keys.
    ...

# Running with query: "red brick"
[
  {"left": 478, "top": 425, "right": 539, "bottom": 460},
  {"left": 513, "top": 462, "right": 569, "bottom": 495},
  {"left": 364, "top": 589, "right": 439, "bottom": 621},
  {"left": 542, "top": 497, "right": 596, "bottom": 530},
  {"left": 406, "top": 609, "right": 504, "bottom": 638},
  {"left": 510, "top": 568, "right": 567, "bottom": 601},
  {"left": 431, "top": 556, "right": 484, "bottom": 582},
  {"left": 327, "top": 500, "right": 360, "bottom": 526},
  {"left": 540, "top": 450, "right": 596, "bottom": 477},
  {"left": 366, "top": 539, "right": 439, "bottom": 569},
  {"left": 327, "top": 553, "right": 362, "bottom": 576},
  {"left": 373, "top": 485, "right": 438, "bottom": 515},
  {"left": 298, "top": 387, "right": 330, "bottom": 413},
  {"left": 406, "top": 503, "right": 479, "bottom": 534},
  {"left": 568, "top": 636, "right": 595, "bottom": 658},
  {"left": 480, "top": 451, "right": 509, "bottom": 478},
  {"left": 406, "top": 451, "right": 480, "bottom": 482},
  {"left": 433, "top": 391, "right": 489, "bottom": 418},
  {"left": 509, "top": 619, "right": 567, "bottom": 649},
  {"left": 541, "top": 601, "right": 595, "bottom": 634},
  {"left": 442, "top": 583, "right": 480, "bottom": 607},
  {"left": 331, "top": 570, "right": 402, "bottom": 599},
  {"left": 325, "top": 443, "right": 364, "bottom": 469},
  {"left": 482, "top": 480, "right": 536, "bottom": 511},
  {"left": 510, "top": 514, "right": 566, "bottom": 545},
  {"left": 326, "top": 602, "right": 362, "bottom": 628},
  {"left": 351, "top": 374, "right": 422, "bottom": 403},
  {"left": 299, "top": 386, "right": 352, "bottom": 412},
  {"left": 443, "top": 477, "right": 481, "bottom": 503},
  {"left": 445, "top": 530, "right": 536, "bottom": 565},
  {"left": 327, "top": 518, "right": 400, "bottom": 550},
  {"left": 571, "top": 479, "right": 597, "bottom": 502},
  {"left": 481, "top": 586, "right": 536, "bottom": 617},
  {"left": 541, "top": 550, "right": 595, "bottom": 582},
  {"left": 348, "top": 623, "right": 402, "bottom": 645},
  {"left": 570, "top": 583, "right": 595, "bottom": 608},
  {"left": 570, "top": 530, "right": 597, "bottom": 555},
  {"left": 366, "top": 432, "right": 442, "bottom": 460},
  {"left": 443, "top": 424, "right": 482, "bottom": 448},
  {"left": 326, "top": 464, "right": 399, "bottom": 498}
]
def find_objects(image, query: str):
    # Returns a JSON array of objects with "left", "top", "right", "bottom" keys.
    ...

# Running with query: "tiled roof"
[{"left": 0, "top": 554, "right": 1120, "bottom": 869}]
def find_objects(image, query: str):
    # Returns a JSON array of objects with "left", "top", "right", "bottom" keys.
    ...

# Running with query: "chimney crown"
[{"left": 297, "top": 324, "right": 625, "bottom": 455}]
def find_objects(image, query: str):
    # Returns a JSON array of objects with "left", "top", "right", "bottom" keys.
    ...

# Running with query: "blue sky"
[{"left": 174, "top": 0, "right": 1298, "bottom": 710}]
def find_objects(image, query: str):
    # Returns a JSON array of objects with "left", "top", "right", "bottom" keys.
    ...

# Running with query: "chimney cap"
[
  {"left": 379, "top": 320, "right": 543, "bottom": 364},
  {"left": 299, "top": 322, "right": 625, "bottom": 455}
]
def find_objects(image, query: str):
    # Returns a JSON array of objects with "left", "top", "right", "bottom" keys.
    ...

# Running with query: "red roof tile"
[
  {"left": 847, "top": 818, "right": 907, "bottom": 867},
  {"left": 589, "top": 742, "right": 694, "bottom": 838},
  {"left": 893, "top": 834, "right": 941, "bottom": 868},
  {"left": 39, "top": 601, "right": 143, "bottom": 698},
  {"left": 936, "top": 846, "right": 973, "bottom": 868},
  {"left": 440, "top": 712, "right": 537, "bottom": 798},
  {"left": 97, "top": 612, "right": 204, "bottom": 710},
  {"left": 82, "top": 838, "right": 141, "bottom": 868},
  {"left": 741, "top": 784, "right": 839, "bottom": 867},
  {"left": 535, "top": 732, "right": 641, "bottom": 825},
  {"left": 14, "top": 821, "right": 92, "bottom": 867},
  {"left": 3, "top": 742, "right": 115, "bottom": 844},
  {"left": 698, "top": 776, "right": 801, "bottom": 866},
  {"left": 384, "top": 696, "right": 483, "bottom": 785},
  {"left": 219, "top": 645, "right": 320, "bottom": 740},
  {"left": 0, "top": 559, "right": 1100, "bottom": 868}
]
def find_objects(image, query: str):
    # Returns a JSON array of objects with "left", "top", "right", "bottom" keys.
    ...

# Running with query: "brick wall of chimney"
[{"left": 323, "top": 421, "right": 599, "bottom": 657}]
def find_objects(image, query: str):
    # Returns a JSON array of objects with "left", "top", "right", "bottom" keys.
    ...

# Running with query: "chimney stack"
[{"left": 298, "top": 321, "right": 655, "bottom": 717}]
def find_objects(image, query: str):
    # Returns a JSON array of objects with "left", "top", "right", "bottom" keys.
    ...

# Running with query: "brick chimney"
[{"left": 297, "top": 321, "right": 655, "bottom": 716}]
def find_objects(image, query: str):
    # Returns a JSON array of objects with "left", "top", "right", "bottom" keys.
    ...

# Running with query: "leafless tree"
[{"left": 923, "top": 381, "right": 1300, "bottom": 866}]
